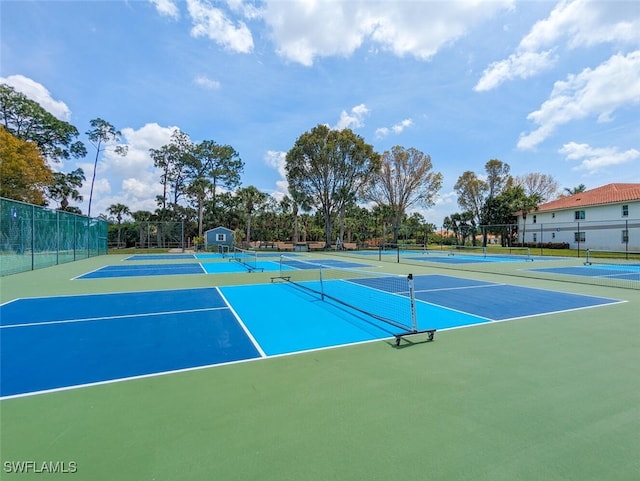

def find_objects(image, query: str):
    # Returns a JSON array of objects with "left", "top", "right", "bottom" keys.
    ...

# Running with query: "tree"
[
  {"left": 286, "top": 124, "right": 381, "bottom": 247},
  {"left": 186, "top": 176, "right": 211, "bottom": 237},
  {"left": 86, "top": 118, "right": 128, "bottom": 217},
  {"left": 150, "top": 129, "right": 191, "bottom": 213},
  {"left": 515, "top": 173, "right": 559, "bottom": 202},
  {"left": 481, "top": 190, "right": 520, "bottom": 246},
  {"left": 563, "top": 184, "right": 587, "bottom": 196},
  {"left": 195, "top": 140, "right": 243, "bottom": 226},
  {"left": 0, "top": 126, "right": 53, "bottom": 204},
  {"left": 47, "top": 168, "right": 86, "bottom": 211},
  {"left": 107, "top": 203, "right": 131, "bottom": 248},
  {"left": 366, "top": 146, "right": 442, "bottom": 243},
  {"left": 236, "top": 186, "right": 268, "bottom": 246},
  {"left": 485, "top": 159, "right": 512, "bottom": 198},
  {"left": 512, "top": 187, "right": 540, "bottom": 243},
  {"left": 454, "top": 171, "right": 487, "bottom": 230},
  {"left": 0, "top": 84, "right": 87, "bottom": 163},
  {"left": 443, "top": 212, "right": 475, "bottom": 245},
  {"left": 455, "top": 160, "right": 511, "bottom": 246}
]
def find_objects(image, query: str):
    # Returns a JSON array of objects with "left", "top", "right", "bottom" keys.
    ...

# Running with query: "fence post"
[{"left": 31, "top": 205, "right": 35, "bottom": 271}]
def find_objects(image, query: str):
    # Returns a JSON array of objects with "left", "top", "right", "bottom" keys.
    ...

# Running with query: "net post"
[
  {"left": 407, "top": 273, "right": 418, "bottom": 333},
  {"left": 319, "top": 265, "right": 325, "bottom": 300}
]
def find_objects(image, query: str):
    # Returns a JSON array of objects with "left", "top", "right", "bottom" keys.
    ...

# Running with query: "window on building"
[
  {"left": 532, "top": 215, "right": 537, "bottom": 224},
  {"left": 622, "top": 230, "right": 629, "bottom": 243},
  {"left": 552, "top": 213, "right": 555, "bottom": 218},
  {"left": 574, "top": 210, "right": 585, "bottom": 220},
  {"left": 216, "top": 233, "right": 226, "bottom": 242},
  {"left": 552, "top": 233, "right": 556, "bottom": 239},
  {"left": 533, "top": 233, "right": 537, "bottom": 242},
  {"left": 622, "top": 205, "right": 629, "bottom": 217},
  {"left": 574, "top": 232, "right": 585, "bottom": 242}
]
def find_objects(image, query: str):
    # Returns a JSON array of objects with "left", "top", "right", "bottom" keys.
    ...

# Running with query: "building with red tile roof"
[
  {"left": 537, "top": 183, "right": 640, "bottom": 212},
  {"left": 516, "top": 183, "right": 640, "bottom": 251}
]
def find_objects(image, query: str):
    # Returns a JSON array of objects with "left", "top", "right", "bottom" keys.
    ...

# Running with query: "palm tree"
[
  {"left": 237, "top": 186, "right": 268, "bottom": 247},
  {"left": 564, "top": 184, "right": 587, "bottom": 196},
  {"left": 107, "top": 203, "right": 131, "bottom": 247}
]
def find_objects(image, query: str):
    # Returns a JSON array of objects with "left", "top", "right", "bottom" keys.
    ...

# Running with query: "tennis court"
[
  {"left": 1, "top": 269, "right": 620, "bottom": 398},
  {"left": 1, "top": 252, "right": 638, "bottom": 481},
  {"left": 531, "top": 264, "right": 640, "bottom": 281},
  {"left": 76, "top": 256, "right": 374, "bottom": 278}
]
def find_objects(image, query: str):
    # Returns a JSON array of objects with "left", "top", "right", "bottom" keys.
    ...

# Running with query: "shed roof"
[{"left": 205, "top": 226, "right": 234, "bottom": 233}]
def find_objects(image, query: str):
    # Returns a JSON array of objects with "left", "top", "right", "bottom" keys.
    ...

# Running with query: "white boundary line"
[
  {"left": 216, "top": 287, "right": 267, "bottom": 358},
  {"left": 0, "top": 307, "right": 229, "bottom": 330}
]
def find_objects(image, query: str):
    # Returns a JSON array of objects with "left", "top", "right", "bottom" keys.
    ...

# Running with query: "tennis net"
[
  {"left": 583, "top": 248, "right": 640, "bottom": 265},
  {"left": 448, "top": 245, "right": 487, "bottom": 257},
  {"left": 275, "top": 255, "right": 418, "bottom": 334},
  {"left": 230, "top": 247, "right": 262, "bottom": 272}
]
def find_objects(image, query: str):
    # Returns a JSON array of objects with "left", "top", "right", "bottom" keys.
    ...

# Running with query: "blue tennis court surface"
[
  {"left": 77, "top": 263, "right": 206, "bottom": 278},
  {"left": 77, "top": 258, "right": 373, "bottom": 278},
  {"left": 531, "top": 264, "right": 640, "bottom": 281},
  {"left": 0, "top": 288, "right": 263, "bottom": 398},
  {"left": 125, "top": 254, "right": 198, "bottom": 261},
  {"left": 403, "top": 254, "right": 543, "bottom": 264},
  {"left": 0, "top": 274, "right": 622, "bottom": 398}
]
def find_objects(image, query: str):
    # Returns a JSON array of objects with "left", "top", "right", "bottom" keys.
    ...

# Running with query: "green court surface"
[{"left": 1, "top": 253, "right": 639, "bottom": 481}]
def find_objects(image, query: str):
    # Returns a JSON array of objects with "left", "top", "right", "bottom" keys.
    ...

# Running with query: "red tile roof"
[{"left": 537, "top": 183, "right": 640, "bottom": 211}]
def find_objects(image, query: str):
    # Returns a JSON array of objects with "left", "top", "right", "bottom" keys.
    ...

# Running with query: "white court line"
[
  {"left": 494, "top": 300, "right": 628, "bottom": 323},
  {"left": 216, "top": 287, "right": 267, "bottom": 358},
  {"left": 414, "top": 283, "right": 506, "bottom": 294},
  {"left": 0, "top": 307, "right": 229, "bottom": 330}
]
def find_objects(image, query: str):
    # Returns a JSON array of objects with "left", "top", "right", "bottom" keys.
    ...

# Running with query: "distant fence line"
[
  {"left": 0, "top": 197, "right": 107, "bottom": 276},
  {"left": 441, "top": 219, "right": 639, "bottom": 253}
]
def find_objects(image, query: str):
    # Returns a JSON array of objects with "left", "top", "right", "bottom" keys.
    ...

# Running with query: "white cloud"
[
  {"left": 474, "top": 50, "right": 557, "bottom": 92},
  {"left": 334, "top": 103, "right": 369, "bottom": 130},
  {"left": 149, "top": 0, "right": 179, "bottom": 19},
  {"left": 518, "top": 50, "right": 640, "bottom": 150},
  {"left": 264, "top": 150, "right": 289, "bottom": 198},
  {"left": 261, "top": 0, "right": 513, "bottom": 66},
  {"left": 186, "top": 0, "right": 254, "bottom": 54},
  {"left": 264, "top": 150, "right": 286, "bottom": 178},
  {"left": 560, "top": 141, "right": 640, "bottom": 174},
  {"left": 375, "top": 127, "right": 389, "bottom": 138},
  {"left": 194, "top": 75, "right": 221, "bottom": 90},
  {"left": 0, "top": 74, "right": 71, "bottom": 121},
  {"left": 375, "top": 118, "right": 413, "bottom": 138},
  {"left": 392, "top": 118, "right": 413, "bottom": 134},
  {"left": 475, "top": 0, "right": 640, "bottom": 91}
]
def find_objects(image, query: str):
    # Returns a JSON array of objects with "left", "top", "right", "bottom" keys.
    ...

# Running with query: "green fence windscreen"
[{"left": 0, "top": 197, "right": 107, "bottom": 276}]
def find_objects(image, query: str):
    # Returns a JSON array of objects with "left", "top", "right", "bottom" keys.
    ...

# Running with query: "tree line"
[{"left": 1, "top": 82, "right": 583, "bottom": 249}]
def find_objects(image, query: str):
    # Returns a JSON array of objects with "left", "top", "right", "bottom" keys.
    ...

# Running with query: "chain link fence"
[{"left": 0, "top": 197, "right": 107, "bottom": 276}]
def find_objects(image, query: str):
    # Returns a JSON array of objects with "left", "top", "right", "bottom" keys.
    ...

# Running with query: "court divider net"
[
  {"left": 230, "top": 247, "right": 259, "bottom": 271},
  {"left": 275, "top": 255, "right": 418, "bottom": 334}
]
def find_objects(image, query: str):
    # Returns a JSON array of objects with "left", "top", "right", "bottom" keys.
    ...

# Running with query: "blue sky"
[{"left": 2, "top": 0, "right": 639, "bottom": 227}]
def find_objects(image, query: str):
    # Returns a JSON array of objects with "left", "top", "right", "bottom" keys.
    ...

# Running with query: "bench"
[
  {"left": 276, "top": 242, "right": 294, "bottom": 251},
  {"left": 307, "top": 242, "right": 325, "bottom": 251}
]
